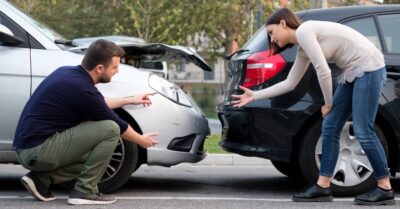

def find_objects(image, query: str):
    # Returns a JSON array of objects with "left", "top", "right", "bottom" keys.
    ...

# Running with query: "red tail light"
[{"left": 243, "top": 50, "right": 286, "bottom": 88}]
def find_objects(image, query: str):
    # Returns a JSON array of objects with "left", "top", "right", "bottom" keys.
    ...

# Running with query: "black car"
[{"left": 218, "top": 5, "right": 400, "bottom": 196}]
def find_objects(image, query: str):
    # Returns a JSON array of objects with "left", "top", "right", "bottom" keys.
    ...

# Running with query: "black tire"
[
  {"left": 298, "top": 119, "right": 388, "bottom": 197},
  {"left": 98, "top": 138, "right": 140, "bottom": 193},
  {"left": 271, "top": 160, "right": 304, "bottom": 180}
]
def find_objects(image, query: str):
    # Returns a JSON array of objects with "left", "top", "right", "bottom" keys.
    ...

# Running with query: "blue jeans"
[{"left": 319, "top": 67, "right": 389, "bottom": 179}]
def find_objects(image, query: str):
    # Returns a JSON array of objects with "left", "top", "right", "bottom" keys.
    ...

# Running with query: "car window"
[
  {"left": 0, "top": 12, "right": 29, "bottom": 48},
  {"left": 377, "top": 14, "right": 400, "bottom": 54},
  {"left": 344, "top": 17, "right": 382, "bottom": 51},
  {"left": 242, "top": 25, "right": 268, "bottom": 52},
  {"left": 140, "top": 61, "right": 163, "bottom": 70}
]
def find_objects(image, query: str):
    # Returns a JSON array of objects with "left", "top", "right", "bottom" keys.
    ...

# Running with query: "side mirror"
[{"left": 0, "top": 24, "right": 23, "bottom": 46}]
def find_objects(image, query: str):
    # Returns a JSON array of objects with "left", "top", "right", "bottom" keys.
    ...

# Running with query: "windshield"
[
  {"left": 10, "top": 3, "right": 68, "bottom": 48},
  {"left": 241, "top": 25, "right": 268, "bottom": 53},
  {"left": 29, "top": 18, "right": 65, "bottom": 41}
]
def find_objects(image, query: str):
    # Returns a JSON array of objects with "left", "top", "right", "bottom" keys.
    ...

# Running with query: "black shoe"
[
  {"left": 354, "top": 186, "right": 395, "bottom": 205},
  {"left": 292, "top": 184, "right": 333, "bottom": 202},
  {"left": 68, "top": 190, "right": 116, "bottom": 205},
  {"left": 20, "top": 171, "right": 56, "bottom": 201}
]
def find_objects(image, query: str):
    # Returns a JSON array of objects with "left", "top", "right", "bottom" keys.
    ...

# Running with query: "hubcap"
[
  {"left": 100, "top": 139, "right": 125, "bottom": 182},
  {"left": 315, "top": 122, "right": 373, "bottom": 187}
]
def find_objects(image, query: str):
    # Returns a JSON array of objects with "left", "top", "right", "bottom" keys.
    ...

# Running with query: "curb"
[{"left": 195, "top": 153, "right": 272, "bottom": 166}]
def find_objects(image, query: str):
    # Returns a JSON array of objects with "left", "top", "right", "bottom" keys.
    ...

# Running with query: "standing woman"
[{"left": 231, "top": 8, "right": 394, "bottom": 205}]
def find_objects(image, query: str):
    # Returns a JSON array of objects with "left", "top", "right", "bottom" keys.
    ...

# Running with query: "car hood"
[
  {"left": 70, "top": 37, "right": 212, "bottom": 72},
  {"left": 120, "top": 43, "right": 212, "bottom": 72}
]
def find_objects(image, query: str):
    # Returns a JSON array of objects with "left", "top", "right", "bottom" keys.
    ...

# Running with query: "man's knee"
[{"left": 96, "top": 120, "right": 120, "bottom": 138}]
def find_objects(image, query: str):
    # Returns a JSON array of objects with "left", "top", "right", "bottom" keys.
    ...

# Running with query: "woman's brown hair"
[{"left": 266, "top": 8, "right": 302, "bottom": 55}]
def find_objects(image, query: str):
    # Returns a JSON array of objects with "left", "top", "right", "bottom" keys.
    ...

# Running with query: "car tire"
[
  {"left": 271, "top": 160, "right": 304, "bottom": 180},
  {"left": 298, "top": 119, "right": 388, "bottom": 197},
  {"left": 98, "top": 138, "right": 140, "bottom": 193}
]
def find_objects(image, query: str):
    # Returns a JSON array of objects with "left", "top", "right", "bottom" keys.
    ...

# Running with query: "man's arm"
[
  {"left": 105, "top": 92, "right": 156, "bottom": 109},
  {"left": 121, "top": 125, "right": 159, "bottom": 148},
  {"left": 105, "top": 97, "right": 134, "bottom": 109}
]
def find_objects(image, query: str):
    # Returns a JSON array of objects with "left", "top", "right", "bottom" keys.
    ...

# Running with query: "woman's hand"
[
  {"left": 321, "top": 105, "right": 332, "bottom": 118},
  {"left": 231, "top": 85, "right": 255, "bottom": 108}
]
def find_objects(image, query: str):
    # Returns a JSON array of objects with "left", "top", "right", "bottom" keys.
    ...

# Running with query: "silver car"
[{"left": 0, "top": 1, "right": 211, "bottom": 193}]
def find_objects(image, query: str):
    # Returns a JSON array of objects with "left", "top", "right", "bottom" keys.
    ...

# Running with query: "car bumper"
[
  {"left": 124, "top": 93, "right": 210, "bottom": 166},
  {"left": 146, "top": 115, "right": 209, "bottom": 166},
  {"left": 217, "top": 104, "right": 301, "bottom": 162}
]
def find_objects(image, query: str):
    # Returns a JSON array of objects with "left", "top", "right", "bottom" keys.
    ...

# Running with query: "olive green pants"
[{"left": 16, "top": 120, "right": 120, "bottom": 194}]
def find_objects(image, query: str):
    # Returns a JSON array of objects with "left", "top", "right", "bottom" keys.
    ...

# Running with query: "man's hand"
[
  {"left": 127, "top": 92, "right": 156, "bottom": 107},
  {"left": 231, "top": 85, "right": 255, "bottom": 108},
  {"left": 105, "top": 92, "right": 156, "bottom": 109},
  {"left": 136, "top": 132, "right": 159, "bottom": 148},
  {"left": 321, "top": 105, "right": 332, "bottom": 118}
]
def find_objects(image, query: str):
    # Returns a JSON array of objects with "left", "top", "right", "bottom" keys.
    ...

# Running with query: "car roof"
[{"left": 297, "top": 5, "right": 400, "bottom": 22}]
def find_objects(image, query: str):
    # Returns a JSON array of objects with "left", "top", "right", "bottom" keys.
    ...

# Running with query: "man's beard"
[{"left": 98, "top": 75, "right": 111, "bottom": 83}]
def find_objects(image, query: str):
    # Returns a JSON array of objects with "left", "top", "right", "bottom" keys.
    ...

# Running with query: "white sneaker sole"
[
  {"left": 21, "top": 176, "right": 56, "bottom": 202},
  {"left": 68, "top": 198, "right": 117, "bottom": 205}
]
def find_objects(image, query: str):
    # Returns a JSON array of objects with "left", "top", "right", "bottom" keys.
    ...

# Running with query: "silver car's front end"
[{"left": 98, "top": 68, "right": 210, "bottom": 166}]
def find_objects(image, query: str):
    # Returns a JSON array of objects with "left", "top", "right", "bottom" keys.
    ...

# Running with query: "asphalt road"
[{"left": 0, "top": 164, "right": 399, "bottom": 209}]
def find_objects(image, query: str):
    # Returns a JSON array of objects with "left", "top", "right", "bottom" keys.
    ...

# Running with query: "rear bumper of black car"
[{"left": 217, "top": 104, "right": 303, "bottom": 162}]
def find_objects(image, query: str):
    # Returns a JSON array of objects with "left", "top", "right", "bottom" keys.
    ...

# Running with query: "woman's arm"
[
  {"left": 296, "top": 25, "right": 333, "bottom": 106},
  {"left": 253, "top": 53, "right": 311, "bottom": 100},
  {"left": 232, "top": 53, "right": 310, "bottom": 107}
]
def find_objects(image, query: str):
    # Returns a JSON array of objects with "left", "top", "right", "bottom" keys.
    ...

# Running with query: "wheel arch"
[
  {"left": 114, "top": 108, "right": 147, "bottom": 165},
  {"left": 375, "top": 113, "right": 399, "bottom": 176},
  {"left": 290, "top": 110, "right": 322, "bottom": 162},
  {"left": 290, "top": 108, "right": 399, "bottom": 176}
]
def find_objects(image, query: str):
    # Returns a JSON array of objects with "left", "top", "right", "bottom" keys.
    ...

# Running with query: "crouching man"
[{"left": 13, "top": 39, "right": 159, "bottom": 205}]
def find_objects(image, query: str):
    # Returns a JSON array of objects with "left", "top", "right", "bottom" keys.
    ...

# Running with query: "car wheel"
[
  {"left": 98, "top": 138, "right": 140, "bottom": 193},
  {"left": 298, "top": 119, "right": 388, "bottom": 196},
  {"left": 271, "top": 160, "right": 304, "bottom": 180}
]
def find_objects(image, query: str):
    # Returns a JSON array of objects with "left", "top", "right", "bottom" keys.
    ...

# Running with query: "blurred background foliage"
[{"left": 9, "top": 0, "right": 314, "bottom": 56}]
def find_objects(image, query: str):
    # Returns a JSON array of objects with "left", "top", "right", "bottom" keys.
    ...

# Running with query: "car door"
[
  {"left": 376, "top": 13, "right": 400, "bottom": 123},
  {"left": 343, "top": 14, "right": 400, "bottom": 124},
  {"left": 0, "top": 12, "right": 31, "bottom": 150}
]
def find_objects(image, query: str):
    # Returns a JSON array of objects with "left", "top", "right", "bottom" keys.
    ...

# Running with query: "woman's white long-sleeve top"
[{"left": 253, "top": 20, "right": 385, "bottom": 106}]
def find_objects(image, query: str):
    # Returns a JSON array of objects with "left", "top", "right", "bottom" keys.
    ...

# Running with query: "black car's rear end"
[
  {"left": 218, "top": 24, "right": 323, "bottom": 162},
  {"left": 218, "top": 6, "right": 400, "bottom": 196}
]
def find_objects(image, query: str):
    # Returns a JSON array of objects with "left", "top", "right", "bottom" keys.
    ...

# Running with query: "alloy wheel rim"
[
  {"left": 315, "top": 121, "right": 373, "bottom": 187},
  {"left": 100, "top": 139, "right": 125, "bottom": 182}
]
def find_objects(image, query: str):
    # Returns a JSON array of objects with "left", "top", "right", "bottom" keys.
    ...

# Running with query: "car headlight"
[
  {"left": 148, "top": 73, "right": 190, "bottom": 106},
  {"left": 148, "top": 74, "right": 205, "bottom": 116}
]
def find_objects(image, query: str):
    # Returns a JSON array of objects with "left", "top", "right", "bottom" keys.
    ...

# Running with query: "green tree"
[
  {"left": 10, "top": 0, "right": 124, "bottom": 39},
  {"left": 9, "top": 0, "right": 309, "bottom": 56}
]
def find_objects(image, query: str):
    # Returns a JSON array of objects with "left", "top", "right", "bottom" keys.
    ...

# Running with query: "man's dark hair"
[{"left": 81, "top": 39, "right": 125, "bottom": 71}]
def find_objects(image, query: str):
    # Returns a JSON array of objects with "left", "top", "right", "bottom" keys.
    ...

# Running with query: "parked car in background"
[
  {"left": 0, "top": 0, "right": 212, "bottom": 193},
  {"left": 73, "top": 36, "right": 169, "bottom": 79},
  {"left": 218, "top": 5, "right": 400, "bottom": 196}
]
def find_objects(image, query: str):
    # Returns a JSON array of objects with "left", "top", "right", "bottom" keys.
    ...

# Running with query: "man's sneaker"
[
  {"left": 20, "top": 171, "right": 56, "bottom": 201},
  {"left": 68, "top": 190, "right": 116, "bottom": 205}
]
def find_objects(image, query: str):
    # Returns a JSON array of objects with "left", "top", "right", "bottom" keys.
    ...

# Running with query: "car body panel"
[
  {"left": 219, "top": 5, "right": 400, "bottom": 171},
  {"left": 0, "top": 1, "right": 211, "bottom": 169}
]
